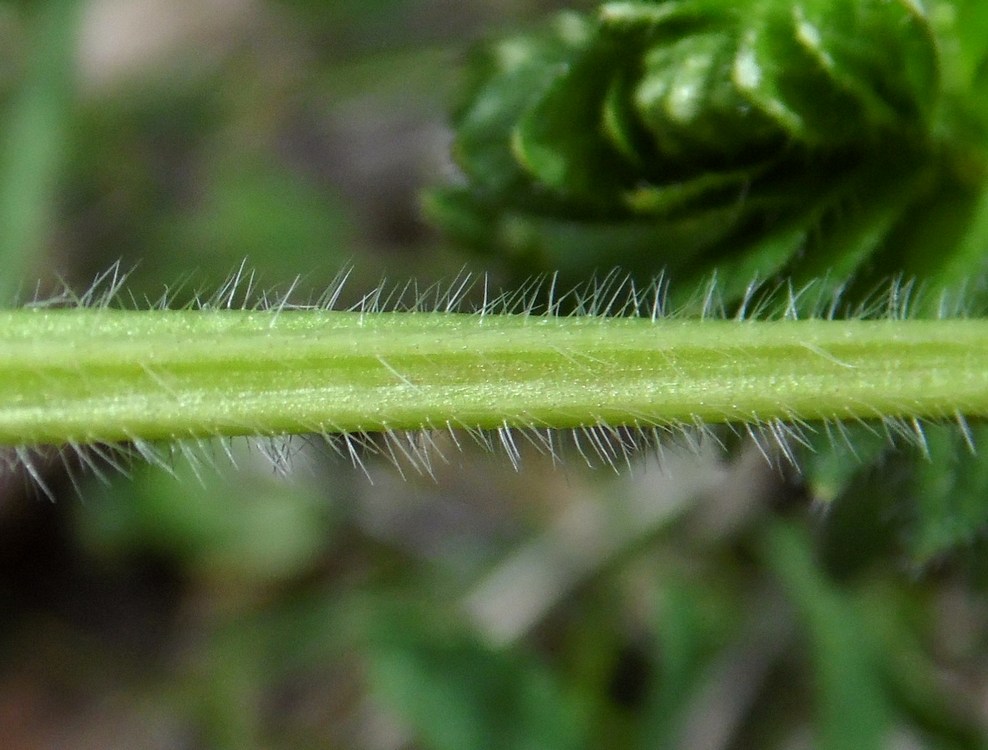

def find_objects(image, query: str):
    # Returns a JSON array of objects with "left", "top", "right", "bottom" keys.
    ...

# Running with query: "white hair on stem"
[{"left": 2, "top": 262, "right": 985, "bottom": 498}]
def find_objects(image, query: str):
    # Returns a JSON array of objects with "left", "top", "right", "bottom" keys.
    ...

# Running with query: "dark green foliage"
[{"left": 427, "top": 0, "right": 988, "bottom": 301}]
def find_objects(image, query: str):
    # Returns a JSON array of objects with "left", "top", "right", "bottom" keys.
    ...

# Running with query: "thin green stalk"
[{"left": 1, "top": 309, "right": 986, "bottom": 446}]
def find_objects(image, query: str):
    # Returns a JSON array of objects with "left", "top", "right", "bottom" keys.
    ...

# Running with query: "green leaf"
[
  {"left": 513, "top": 38, "right": 633, "bottom": 206},
  {"left": 815, "top": 421, "right": 988, "bottom": 576},
  {"left": 878, "top": 171, "right": 988, "bottom": 307},
  {"left": 602, "top": 69, "right": 651, "bottom": 167},
  {"left": 452, "top": 12, "right": 592, "bottom": 196},
  {"left": 792, "top": 0, "right": 939, "bottom": 128},
  {"left": 636, "top": 29, "right": 781, "bottom": 161},
  {"left": 813, "top": 430, "right": 902, "bottom": 580},
  {"left": 907, "top": 423, "right": 988, "bottom": 564},
  {"left": 789, "top": 158, "right": 933, "bottom": 289}
]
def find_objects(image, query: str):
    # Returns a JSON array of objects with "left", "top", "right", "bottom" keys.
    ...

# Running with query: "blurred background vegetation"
[{"left": 1, "top": 1, "right": 988, "bottom": 748}]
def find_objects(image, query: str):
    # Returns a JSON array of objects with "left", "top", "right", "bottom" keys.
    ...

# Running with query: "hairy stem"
[{"left": 1, "top": 309, "right": 986, "bottom": 446}]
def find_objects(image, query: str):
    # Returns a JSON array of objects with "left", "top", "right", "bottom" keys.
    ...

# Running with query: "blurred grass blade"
[
  {"left": 761, "top": 522, "right": 889, "bottom": 750},
  {"left": 0, "top": 0, "right": 80, "bottom": 302},
  {"left": 640, "top": 582, "right": 731, "bottom": 748}
]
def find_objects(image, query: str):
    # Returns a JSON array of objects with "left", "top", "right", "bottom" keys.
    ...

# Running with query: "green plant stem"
[{"left": 1, "top": 309, "right": 986, "bottom": 446}]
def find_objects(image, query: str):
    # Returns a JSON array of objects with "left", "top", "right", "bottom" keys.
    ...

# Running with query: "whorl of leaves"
[{"left": 426, "top": 0, "right": 988, "bottom": 302}]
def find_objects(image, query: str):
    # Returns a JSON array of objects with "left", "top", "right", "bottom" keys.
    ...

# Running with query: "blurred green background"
[{"left": 1, "top": 1, "right": 987, "bottom": 748}]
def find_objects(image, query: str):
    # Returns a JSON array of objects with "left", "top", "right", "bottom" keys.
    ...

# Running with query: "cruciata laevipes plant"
[{"left": 3, "top": 0, "right": 988, "bottom": 560}]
